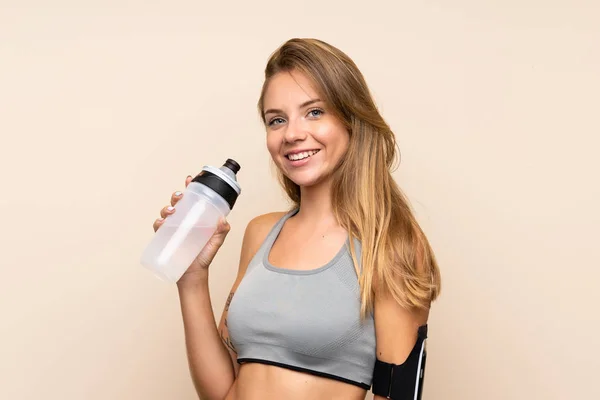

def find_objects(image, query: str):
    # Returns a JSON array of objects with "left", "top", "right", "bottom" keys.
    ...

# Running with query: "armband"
[{"left": 371, "top": 324, "right": 428, "bottom": 400}]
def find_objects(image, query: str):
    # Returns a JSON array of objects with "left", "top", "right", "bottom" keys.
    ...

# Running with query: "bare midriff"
[{"left": 224, "top": 363, "right": 368, "bottom": 400}]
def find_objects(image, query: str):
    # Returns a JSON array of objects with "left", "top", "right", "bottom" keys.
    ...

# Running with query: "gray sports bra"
[{"left": 227, "top": 209, "right": 377, "bottom": 389}]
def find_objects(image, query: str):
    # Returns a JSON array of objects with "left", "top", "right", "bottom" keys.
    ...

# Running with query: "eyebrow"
[{"left": 263, "top": 98, "right": 322, "bottom": 117}]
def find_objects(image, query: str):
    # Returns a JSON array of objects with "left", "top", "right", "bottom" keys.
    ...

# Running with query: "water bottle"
[{"left": 141, "top": 159, "right": 242, "bottom": 282}]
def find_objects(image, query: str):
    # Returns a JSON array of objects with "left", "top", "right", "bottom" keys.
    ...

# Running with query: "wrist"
[{"left": 176, "top": 270, "right": 209, "bottom": 291}]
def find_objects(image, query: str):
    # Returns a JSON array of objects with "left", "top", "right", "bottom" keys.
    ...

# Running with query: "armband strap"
[{"left": 371, "top": 324, "right": 428, "bottom": 400}]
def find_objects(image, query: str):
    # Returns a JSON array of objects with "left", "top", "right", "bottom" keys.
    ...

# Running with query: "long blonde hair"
[{"left": 257, "top": 38, "right": 441, "bottom": 318}]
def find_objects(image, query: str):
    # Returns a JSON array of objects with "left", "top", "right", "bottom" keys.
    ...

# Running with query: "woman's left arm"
[{"left": 372, "top": 292, "right": 430, "bottom": 400}]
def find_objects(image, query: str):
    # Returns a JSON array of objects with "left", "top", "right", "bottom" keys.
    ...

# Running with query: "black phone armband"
[{"left": 371, "top": 324, "right": 428, "bottom": 400}]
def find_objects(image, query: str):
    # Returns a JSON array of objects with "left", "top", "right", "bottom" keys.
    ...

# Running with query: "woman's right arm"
[
  {"left": 176, "top": 219, "right": 258, "bottom": 400},
  {"left": 176, "top": 274, "right": 236, "bottom": 400},
  {"left": 155, "top": 182, "right": 283, "bottom": 400}
]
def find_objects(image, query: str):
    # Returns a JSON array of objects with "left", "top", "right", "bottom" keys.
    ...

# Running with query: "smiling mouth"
[{"left": 286, "top": 150, "right": 320, "bottom": 161}]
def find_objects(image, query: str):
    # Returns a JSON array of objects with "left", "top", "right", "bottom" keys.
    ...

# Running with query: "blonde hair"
[{"left": 257, "top": 38, "right": 441, "bottom": 317}]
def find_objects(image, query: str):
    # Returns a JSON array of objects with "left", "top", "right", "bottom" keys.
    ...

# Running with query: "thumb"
[
  {"left": 193, "top": 217, "right": 231, "bottom": 269},
  {"left": 205, "top": 217, "right": 231, "bottom": 249},
  {"left": 214, "top": 216, "right": 230, "bottom": 235}
]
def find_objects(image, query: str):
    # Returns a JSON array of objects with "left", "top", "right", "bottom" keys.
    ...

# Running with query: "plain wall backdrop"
[{"left": 1, "top": 1, "right": 599, "bottom": 399}]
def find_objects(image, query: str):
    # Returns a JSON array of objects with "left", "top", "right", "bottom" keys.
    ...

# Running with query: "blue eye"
[
  {"left": 308, "top": 109, "right": 323, "bottom": 118},
  {"left": 268, "top": 117, "right": 286, "bottom": 126}
]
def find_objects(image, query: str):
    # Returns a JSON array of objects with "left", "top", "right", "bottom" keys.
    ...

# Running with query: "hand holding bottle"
[
  {"left": 152, "top": 175, "right": 231, "bottom": 283},
  {"left": 141, "top": 159, "right": 241, "bottom": 283}
]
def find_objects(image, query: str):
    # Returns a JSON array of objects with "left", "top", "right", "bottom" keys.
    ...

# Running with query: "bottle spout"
[
  {"left": 219, "top": 159, "right": 241, "bottom": 182},
  {"left": 223, "top": 159, "right": 241, "bottom": 174}
]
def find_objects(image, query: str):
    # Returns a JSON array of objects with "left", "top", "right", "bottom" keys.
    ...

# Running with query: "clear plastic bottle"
[{"left": 141, "top": 159, "right": 242, "bottom": 282}]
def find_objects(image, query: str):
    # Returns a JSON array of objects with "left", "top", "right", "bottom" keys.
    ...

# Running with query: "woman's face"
[{"left": 262, "top": 70, "right": 349, "bottom": 189}]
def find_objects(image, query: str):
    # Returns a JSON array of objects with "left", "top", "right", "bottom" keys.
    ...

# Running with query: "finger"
[
  {"left": 215, "top": 217, "right": 231, "bottom": 235},
  {"left": 194, "top": 220, "right": 231, "bottom": 267},
  {"left": 153, "top": 218, "right": 164, "bottom": 232},
  {"left": 171, "top": 190, "right": 183, "bottom": 206},
  {"left": 160, "top": 205, "right": 176, "bottom": 219},
  {"left": 185, "top": 175, "right": 193, "bottom": 187},
  {"left": 205, "top": 218, "right": 230, "bottom": 249}
]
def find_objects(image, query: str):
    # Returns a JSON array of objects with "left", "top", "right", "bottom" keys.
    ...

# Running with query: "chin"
[{"left": 283, "top": 170, "right": 329, "bottom": 188}]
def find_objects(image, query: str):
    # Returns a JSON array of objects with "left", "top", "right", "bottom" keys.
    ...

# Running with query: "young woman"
[{"left": 152, "top": 38, "right": 441, "bottom": 400}]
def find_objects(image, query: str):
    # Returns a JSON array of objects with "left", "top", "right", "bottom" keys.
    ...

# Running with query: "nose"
[{"left": 283, "top": 118, "right": 307, "bottom": 143}]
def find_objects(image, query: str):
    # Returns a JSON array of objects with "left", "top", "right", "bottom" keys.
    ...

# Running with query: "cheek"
[{"left": 315, "top": 126, "right": 349, "bottom": 156}]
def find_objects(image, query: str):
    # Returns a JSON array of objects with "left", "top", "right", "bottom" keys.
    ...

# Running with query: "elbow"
[{"left": 195, "top": 381, "right": 235, "bottom": 400}]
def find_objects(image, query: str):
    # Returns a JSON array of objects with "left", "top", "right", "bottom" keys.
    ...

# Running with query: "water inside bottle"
[{"left": 142, "top": 225, "right": 218, "bottom": 282}]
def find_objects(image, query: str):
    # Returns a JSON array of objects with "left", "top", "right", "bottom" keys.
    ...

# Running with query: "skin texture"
[{"left": 155, "top": 70, "right": 428, "bottom": 400}]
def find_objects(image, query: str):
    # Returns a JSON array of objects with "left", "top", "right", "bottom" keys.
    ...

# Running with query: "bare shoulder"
[
  {"left": 236, "top": 211, "right": 287, "bottom": 275},
  {"left": 244, "top": 211, "right": 287, "bottom": 244}
]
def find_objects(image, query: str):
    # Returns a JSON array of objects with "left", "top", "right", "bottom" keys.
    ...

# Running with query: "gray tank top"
[{"left": 227, "top": 209, "right": 376, "bottom": 389}]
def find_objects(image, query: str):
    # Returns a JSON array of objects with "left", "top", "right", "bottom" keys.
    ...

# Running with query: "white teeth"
[{"left": 288, "top": 150, "right": 318, "bottom": 161}]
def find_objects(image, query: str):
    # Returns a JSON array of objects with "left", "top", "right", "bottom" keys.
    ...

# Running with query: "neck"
[{"left": 295, "top": 179, "right": 337, "bottom": 226}]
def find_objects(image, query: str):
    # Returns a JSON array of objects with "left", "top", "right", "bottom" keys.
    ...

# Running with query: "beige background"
[{"left": 1, "top": 1, "right": 599, "bottom": 399}]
